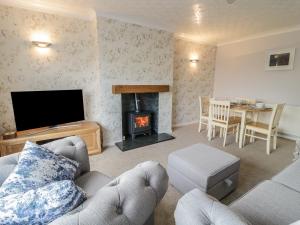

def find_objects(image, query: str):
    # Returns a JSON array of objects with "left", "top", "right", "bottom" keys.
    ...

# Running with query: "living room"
[{"left": 0, "top": 0, "right": 299, "bottom": 225}]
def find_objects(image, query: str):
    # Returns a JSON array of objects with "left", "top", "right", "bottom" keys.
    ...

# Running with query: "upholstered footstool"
[{"left": 168, "top": 143, "right": 240, "bottom": 199}]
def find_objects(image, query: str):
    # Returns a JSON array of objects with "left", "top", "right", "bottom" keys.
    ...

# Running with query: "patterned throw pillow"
[
  {"left": 0, "top": 180, "right": 86, "bottom": 225},
  {"left": 0, "top": 141, "right": 79, "bottom": 198}
]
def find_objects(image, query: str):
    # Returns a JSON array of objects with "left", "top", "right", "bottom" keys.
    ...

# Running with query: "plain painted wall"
[{"left": 214, "top": 30, "right": 300, "bottom": 139}]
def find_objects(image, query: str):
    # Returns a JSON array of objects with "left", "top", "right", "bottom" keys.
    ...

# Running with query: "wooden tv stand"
[{"left": 0, "top": 121, "right": 102, "bottom": 157}]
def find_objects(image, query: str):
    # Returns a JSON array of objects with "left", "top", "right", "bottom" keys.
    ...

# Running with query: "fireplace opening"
[
  {"left": 135, "top": 115, "right": 150, "bottom": 128},
  {"left": 116, "top": 92, "right": 174, "bottom": 151}
]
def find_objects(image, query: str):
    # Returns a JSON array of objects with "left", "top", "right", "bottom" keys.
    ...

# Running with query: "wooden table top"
[{"left": 231, "top": 104, "right": 273, "bottom": 113}]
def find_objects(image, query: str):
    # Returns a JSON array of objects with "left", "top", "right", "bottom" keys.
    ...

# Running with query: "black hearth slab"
[{"left": 115, "top": 133, "right": 175, "bottom": 151}]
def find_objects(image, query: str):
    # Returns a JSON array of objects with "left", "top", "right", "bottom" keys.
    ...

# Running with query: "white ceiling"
[{"left": 1, "top": 0, "right": 300, "bottom": 45}]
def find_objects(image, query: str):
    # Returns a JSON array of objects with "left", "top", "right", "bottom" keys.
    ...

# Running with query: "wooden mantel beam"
[{"left": 112, "top": 85, "right": 170, "bottom": 94}]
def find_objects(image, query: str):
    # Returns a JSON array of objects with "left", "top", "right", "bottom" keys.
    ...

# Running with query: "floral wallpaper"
[
  {"left": 173, "top": 38, "right": 216, "bottom": 125},
  {"left": 0, "top": 5, "right": 101, "bottom": 134},
  {"left": 97, "top": 17, "right": 174, "bottom": 145},
  {"left": 0, "top": 4, "right": 216, "bottom": 146}
]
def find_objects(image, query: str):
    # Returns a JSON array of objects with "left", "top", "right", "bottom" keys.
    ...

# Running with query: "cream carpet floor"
[{"left": 89, "top": 124, "right": 296, "bottom": 225}]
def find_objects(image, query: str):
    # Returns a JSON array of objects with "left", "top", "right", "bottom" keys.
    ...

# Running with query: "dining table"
[{"left": 230, "top": 104, "right": 273, "bottom": 148}]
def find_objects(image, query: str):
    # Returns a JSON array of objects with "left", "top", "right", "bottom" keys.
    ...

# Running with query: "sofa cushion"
[
  {"left": 175, "top": 189, "right": 251, "bottom": 225},
  {"left": 0, "top": 136, "right": 89, "bottom": 186},
  {"left": 75, "top": 171, "right": 112, "bottom": 196},
  {"left": 0, "top": 141, "right": 79, "bottom": 197},
  {"left": 0, "top": 180, "right": 86, "bottom": 225},
  {"left": 272, "top": 159, "right": 300, "bottom": 192},
  {"left": 230, "top": 180, "right": 300, "bottom": 225}
]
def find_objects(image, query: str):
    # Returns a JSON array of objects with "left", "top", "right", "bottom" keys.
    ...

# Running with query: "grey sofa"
[
  {"left": 0, "top": 136, "right": 169, "bottom": 225},
  {"left": 175, "top": 156, "right": 300, "bottom": 225}
]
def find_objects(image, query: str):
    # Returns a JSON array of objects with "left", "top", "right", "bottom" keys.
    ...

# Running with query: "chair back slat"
[
  {"left": 199, "top": 96, "right": 210, "bottom": 116},
  {"left": 209, "top": 100, "right": 231, "bottom": 124},
  {"left": 269, "top": 103, "right": 285, "bottom": 130}
]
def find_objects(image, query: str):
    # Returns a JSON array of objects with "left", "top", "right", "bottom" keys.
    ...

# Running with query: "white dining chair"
[
  {"left": 198, "top": 96, "right": 210, "bottom": 132},
  {"left": 243, "top": 103, "right": 285, "bottom": 155},
  {"left": 208, "top": 100, "right": 241, "bottom": 147}
]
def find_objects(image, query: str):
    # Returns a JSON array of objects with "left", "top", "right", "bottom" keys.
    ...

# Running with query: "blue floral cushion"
[
  {"left": 0, "top": 141, "right": 79, "bottom": 198},
  {"left": 0, "top": 180, "right": 86, "bottom": 225}
]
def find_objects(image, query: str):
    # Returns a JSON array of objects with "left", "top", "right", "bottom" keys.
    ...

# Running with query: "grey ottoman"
[{"left": 168, "top": 143, "right": 240, "bottom": 199}]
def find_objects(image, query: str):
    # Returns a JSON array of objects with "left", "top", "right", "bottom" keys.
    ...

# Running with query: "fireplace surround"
[{"left": 113, "top": 85, "right": 174, "bottom": 151}]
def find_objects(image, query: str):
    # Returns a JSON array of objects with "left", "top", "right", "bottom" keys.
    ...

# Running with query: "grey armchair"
[{"left": 0, "top": 136, "right": 169, "bottom": 225}]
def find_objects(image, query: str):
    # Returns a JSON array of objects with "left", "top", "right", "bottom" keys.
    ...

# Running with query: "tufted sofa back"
[
  {"left": 50, "top": 161, "right": 169, "bottom": 225},
  {"left": 0, "top": 136, "right": 90, "bottom": 185},
  {"left": 43, "top": 136, "right": 90, "bottom": 176},
  {"left": 0, "top": 153, "right": 18, "bottom": 185},
  {"left": 175, "top": 189, "right": 251, "bottom": 225}
]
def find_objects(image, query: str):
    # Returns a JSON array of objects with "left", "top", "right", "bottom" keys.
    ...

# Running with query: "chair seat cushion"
[
  {"left": 0, "top": 180, "right": 86, "bottom": 225},
  {"left": 0, "top": 141, "right": 79, "bottom": 198},
  {"left": 246, "top": 122, "right": 269, "bottom": 133},
  {"left": 230, "top": 180, "right": 300, "bottom": 225},
  {"left": 168, "top": 144, "right": 240, "bottom": 190},
  {"left": 213, "top": 117, "right": 241, "bottom": 126},
  {"left": 272, "top": 159, "right": 300, "bottom": 192},
  {"left": 75, "top": 171, "right": 112, "bottom": 196}
]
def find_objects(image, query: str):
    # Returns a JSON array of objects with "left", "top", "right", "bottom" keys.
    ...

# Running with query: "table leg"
[
  {"left": 208, "top": 120, "right": 212, "bottom": 141},
  {"left": 239, "top": 111, "right": 247, "bottom": 148},
  {"left": 250, "top": 112, "right": 259, "bottom": 143}
]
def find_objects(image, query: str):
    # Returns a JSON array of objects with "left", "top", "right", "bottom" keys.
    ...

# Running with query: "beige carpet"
[{"left": 89, "top": 124, "right": 296, "bottom": 225}]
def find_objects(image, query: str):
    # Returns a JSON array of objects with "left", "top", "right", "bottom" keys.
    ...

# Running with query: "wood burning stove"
[
  {"left": 128, "top": 112, "right": 152, "bottom": 139},
  {"left": 116, "top": 91, "right": 175, "bottom": 151},
  {"left": 127, "top": 94, "right": 152, "bottom": 139}
]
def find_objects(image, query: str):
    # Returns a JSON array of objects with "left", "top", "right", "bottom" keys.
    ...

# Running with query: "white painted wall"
[{"left": 214, "top": 30, "right": 300, "bottom": 139}]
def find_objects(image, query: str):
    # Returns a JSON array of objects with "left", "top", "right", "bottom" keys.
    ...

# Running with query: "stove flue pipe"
[{"left": 134, "top": 93, "right": 140, "bottom": 113}]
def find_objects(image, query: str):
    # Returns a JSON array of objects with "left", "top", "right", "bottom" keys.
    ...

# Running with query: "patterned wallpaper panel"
[
  {"left": 173, "top": 39, "right": 217, "bottom": 125},
  {"left": 0, "top": 5, "right": 216, "bottom": 146},
  {"left": 97, "top": 17, "right": 174, "bottom": 145},
  {"left": 0, "top": 5, "right": 100, "bottom": 134}
]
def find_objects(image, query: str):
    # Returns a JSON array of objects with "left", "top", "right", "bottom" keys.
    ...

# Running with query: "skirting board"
[
  {"left": 172, "top": 121, "right": 298, "bottom": 141},
  {"left": 103, "top": 124, "right": 298, "bottom": 148},
  {"left": 278, "top": 132, "right": 299, "bottom": 141},
  {"left": 172, "top": 121, "right": 198, "bottom": 128}
]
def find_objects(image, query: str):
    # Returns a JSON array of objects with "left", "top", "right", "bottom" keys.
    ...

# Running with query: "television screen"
[{"left": 11, "top": 90, "right": 85, "bottom": 131}]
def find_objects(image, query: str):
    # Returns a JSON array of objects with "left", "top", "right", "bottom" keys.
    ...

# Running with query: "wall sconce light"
[
  {"left": 190, "top": 59, "right": 199, "bottom": 63},
  {"left": 32, "top": 41, "right": 52, "bottom": 48}
]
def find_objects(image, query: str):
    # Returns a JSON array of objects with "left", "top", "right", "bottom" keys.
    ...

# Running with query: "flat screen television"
[{"left": 11, "top": 90, "right": 85, "bottom": 131}]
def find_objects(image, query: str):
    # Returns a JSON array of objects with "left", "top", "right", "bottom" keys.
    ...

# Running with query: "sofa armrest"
[
  {"left": 174, "top": 189, "right": 251, "bottom": 225},
  {"left": 50, "top": 161, "right": 168, "bottom": 225}
]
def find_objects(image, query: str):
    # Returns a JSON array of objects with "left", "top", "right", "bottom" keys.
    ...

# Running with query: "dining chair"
[
  {"left": 208, "top": 100, "right": 241, "bottom": 147},
  {"left": 243, "top": 103, "right": 285, "bottom": 155},
  {"left": 198, "top": 96, "right": 210, "bottom": 132},
  {"left": 233, "top": 97, "right": 256, "bottom": 121}
]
